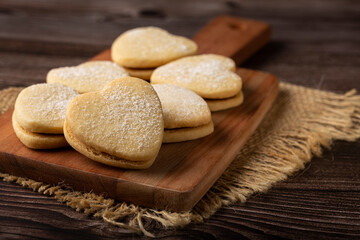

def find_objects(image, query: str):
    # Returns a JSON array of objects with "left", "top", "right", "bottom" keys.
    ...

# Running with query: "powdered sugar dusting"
[
  {"left": 47, "top": 61, "right": 129, "bottom": 93},
  {"left": 151, "top": 54, "right": 241, "bottom": 97},
  {"left": 69, "top": 79, "right": 163, "bottom": 157},
  {"left": 115, "top": 27, "right": 195, "bottom": 59},
  {"left": 17, "top": 83, "right": 79, "bottom": 121},
  {"left": 152, "top": 84, "right": 211, "bottom": 128}
]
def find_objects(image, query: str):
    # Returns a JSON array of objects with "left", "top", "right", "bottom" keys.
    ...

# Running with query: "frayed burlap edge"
[{"left": 0, "top": 83, "right": 359, "bottom": 237}]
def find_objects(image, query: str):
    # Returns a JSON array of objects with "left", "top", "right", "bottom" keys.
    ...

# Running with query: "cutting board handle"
[
  {"left": 193, "top": 15, "right": 271, "bottom": 65},
  {"left": 91, "top": 15, "right": 271, "bottom": 65}
]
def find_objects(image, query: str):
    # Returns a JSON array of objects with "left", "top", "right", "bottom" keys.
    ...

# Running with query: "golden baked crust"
[
  {"left": 12, "top": 112, "right": 68, "bottom": 149},
  {"left": 151, "top": 54, "right": 242, "bottom": 99},
  {"left": 14, "top": 83, "right": 78, "bottom": 134},
  {"left": 47, "top": 61, "right": 128, "bottom": 93},
  {"left": 63, "top": 121, "right": 154, "bottom": 169},
  {"left": 123, "top": 67, "right": 154, "bottom": 80},
  {"left": 163, "top": 122, "right": 214, "bottom": 143},
  {"left": 205, "top": 91, "right": 244, "bottom": 112},
  {"left": 64, "top": 77, "right": 164, "bottom": 168},
  {"left": 152, "top": 84, "right": 211, "bottom": 129},
  {"left": 111, "top": 27, "right": 197, "bottom": 68}
]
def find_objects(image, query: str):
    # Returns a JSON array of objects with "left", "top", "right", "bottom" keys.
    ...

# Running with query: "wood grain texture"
[
  {"left": 193, "top": 16, "right": 271, "bottom": 64},
  {"left": 0, "top": 0, "right": 359, "bottom": 239}
]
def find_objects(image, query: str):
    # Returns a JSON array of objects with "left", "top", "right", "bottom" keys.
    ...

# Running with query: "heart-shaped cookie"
[
  {"left": 64, "top": 77, "right": 164, "bottom": 169},
  {"left": 151, "top": 54, "right": 242, "bottom": 99},
  {"left": 111, "top": 27, "right": 198, "bottom": 68},
  {"left": 152, "top": 84, "right": 214, "bottom": 143},
  {"left": 47, "top": 61, "right": 129, "bottom": 93},
  {"left": 14, "top": 83, "right": 79, "bottom": 134},
  {"left": 152, "top": 84, "right": 211, "bottom": 129}
]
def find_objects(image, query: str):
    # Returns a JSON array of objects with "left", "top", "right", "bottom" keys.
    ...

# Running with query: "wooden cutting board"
[{"left": 0, "top": 16, "right": 278, "bottom": 212}]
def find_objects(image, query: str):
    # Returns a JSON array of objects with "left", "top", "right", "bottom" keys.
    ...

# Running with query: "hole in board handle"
[{"left": 227, "top": 22, "right": 246, "bottom": 31}]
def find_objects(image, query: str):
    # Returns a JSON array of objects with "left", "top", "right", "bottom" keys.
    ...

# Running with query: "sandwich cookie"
[
  {"left": 123, "top": 67, "right": 154, "bottom": 81},
  {"left": 13, "top": 83, "right": 79, "bottom": 149},
  {"left": 150, "top": 54, "right": 243, "bottom": 111},
  {"left": 205, "top": 91, "right": 244, "bottom": 112},
  {"left": 12, "top": 112, "right": 68, "bottom": 149},
  {"left": 111, "top": 27, "right": 198, "bottom": 69},
  {"left": 152, "top": 84, "right": 213, "bottom": 143},
  {"left": 64, "top": 77, "right": 164, "bottom": 169},
  {"left": 47, "top": 61, "right": 128, "bottom": 93}
]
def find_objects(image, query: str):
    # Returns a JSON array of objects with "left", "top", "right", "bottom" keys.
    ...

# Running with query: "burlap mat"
[{"left": 0, "top": 83, "right": 359, "bottom": 237}]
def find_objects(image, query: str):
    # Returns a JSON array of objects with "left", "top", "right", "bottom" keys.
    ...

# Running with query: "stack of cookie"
[
  {"left": 111, "top": 27, "right": 198, "bottom": 80},
  {"left": 13, "top": 83, "right": 78, "bottom": 149},
  {"left": 151, "top": 54, "right": 243, "bottom": 112},
  {"left": 152, "top": 84, "right": 213, "bottom": 143},
  {"left": 64, "top": 77, "right": 164, "bottom": 169}
]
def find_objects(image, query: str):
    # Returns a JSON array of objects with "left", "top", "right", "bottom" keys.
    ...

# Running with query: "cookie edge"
[
  {"left": 206, "top": 91, "right": 244, "bottom": 112},
  {"left": 12, "top": 112, "right": 68, "bottom": 149},
  {"left": 163, "top": 121, "right": 214, "bottom": 143},
  {"left": 64, "top": 121, "right": 155, "bottom": 169}
]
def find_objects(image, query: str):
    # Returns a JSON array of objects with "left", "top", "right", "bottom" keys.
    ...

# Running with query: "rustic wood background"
[{"left": 0, "top": 0, "right": 359, "bottom": 239}]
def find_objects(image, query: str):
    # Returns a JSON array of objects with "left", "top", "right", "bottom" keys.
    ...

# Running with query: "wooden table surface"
[{"left": 0, "top": 1, "right": 359, "bottom": 239}]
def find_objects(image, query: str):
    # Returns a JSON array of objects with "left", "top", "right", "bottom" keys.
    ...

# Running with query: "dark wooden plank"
[
  {"left": 0, "top": 0, "right": 359, "bottom": 57},
  {"left": 0, "top": 52, "right": 86, "bottom": 89},
  {"left": 0, "top": 0, "right": 359, "bottom": 19}
]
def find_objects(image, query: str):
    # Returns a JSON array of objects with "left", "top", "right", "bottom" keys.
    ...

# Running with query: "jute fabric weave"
[{"left": 0, "top": 83, "right": 359, "bottom": 237}]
